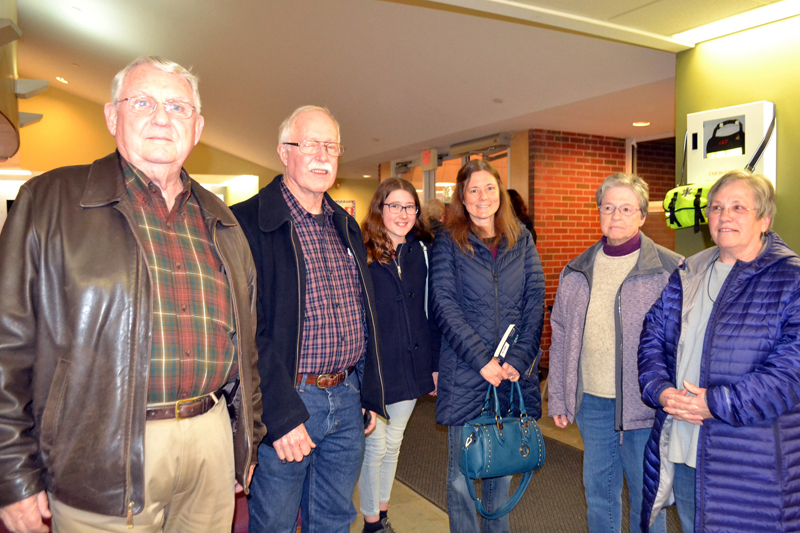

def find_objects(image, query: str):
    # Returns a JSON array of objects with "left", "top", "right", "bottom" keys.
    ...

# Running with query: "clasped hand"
[
  {"left": 659, "top": 381, "right": 712, "bottom": 424},
  {"left": 479, "top": 358, "right": 520, "bottom": 386}
]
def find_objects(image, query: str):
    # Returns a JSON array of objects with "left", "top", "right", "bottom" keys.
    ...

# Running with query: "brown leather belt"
[
  {"left": 146, "top": 388, "right": 224, "bottom": 421},
  {"left": 296, "top": 366, "right": 356, "bottom": 389}
]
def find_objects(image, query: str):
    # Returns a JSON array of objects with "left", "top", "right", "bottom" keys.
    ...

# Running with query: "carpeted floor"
[{"left": 396, "top": 395, "right": 681, "bottom": 532}]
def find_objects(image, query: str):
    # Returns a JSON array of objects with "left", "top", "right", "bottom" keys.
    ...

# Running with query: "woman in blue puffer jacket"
[
  {"left": 639, "top": 171, "right": 800, "bottom": 533},
  {"left": 431, "top": 159, "right": 545, "bottom": 533}
]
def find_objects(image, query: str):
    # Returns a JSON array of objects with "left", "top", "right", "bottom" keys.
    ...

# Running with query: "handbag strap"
[
  {"left": 482, "top": 381, "right": 528, "bottom": 417},
  {"left": 464, "top": 471, "right": 534, "bottom": 520}
]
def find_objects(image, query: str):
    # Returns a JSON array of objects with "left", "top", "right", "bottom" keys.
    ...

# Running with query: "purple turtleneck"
[{"left": 601, "top": 231, "right": 641, "bottom": 257}]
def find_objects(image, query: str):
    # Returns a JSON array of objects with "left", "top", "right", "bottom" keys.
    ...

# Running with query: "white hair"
[{"left": 110, "top": 56, "right": 201, "bottom": 114}]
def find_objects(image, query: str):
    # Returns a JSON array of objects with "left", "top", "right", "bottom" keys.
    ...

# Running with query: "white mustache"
[{"left": 309, "top": 163, "right": 333, "bottom": 173}]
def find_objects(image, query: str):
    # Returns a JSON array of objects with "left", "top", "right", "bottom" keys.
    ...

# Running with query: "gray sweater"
[{"left": 548, "top": 232, "right": 682, "bottom": 431}]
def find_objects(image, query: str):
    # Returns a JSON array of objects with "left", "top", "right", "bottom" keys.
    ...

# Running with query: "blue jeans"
[
  {"left": 446, "top": 426, "right": 511, "bottom": 533},
  {"left": 358, "top": 399, "right": 417, "bottom": 517},
  {"left": 673, "top": 463, "right": 696, "bottom": 533},
  {"left": 248, "top": 372, "right": 366, "bottom": 533},
  {"left": 575, "top": 394, "right": 666, "bottom": 533}
]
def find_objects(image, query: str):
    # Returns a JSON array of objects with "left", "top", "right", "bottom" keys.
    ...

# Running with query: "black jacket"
[
  {"left": 231, "top": 177, "right": 387, "bottom": 444},
  {"left": 368, "top": 234, "right": 440, "bottom": 404}
]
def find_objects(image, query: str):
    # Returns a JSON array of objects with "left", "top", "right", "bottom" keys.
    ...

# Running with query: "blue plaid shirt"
[{"left": 281, "top": 179, "right": 367, "bottom": 374}]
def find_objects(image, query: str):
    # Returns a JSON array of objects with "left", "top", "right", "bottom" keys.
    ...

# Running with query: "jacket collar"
[
  {"left": 566, "top": 231, "right": 666, "bottom": 283},
  {"left": 682, "top": 231, "right": 798, "bottom": 279},
  {"left": 257, "top": 174, "right": 356, "bottom": 234},
  {"left": 79, "top": 151, "right": 237, "bottom": 227}
]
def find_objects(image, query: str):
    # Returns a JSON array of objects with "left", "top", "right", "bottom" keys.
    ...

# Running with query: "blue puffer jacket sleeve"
[
  {"left": 430, "top": 232, "right": 493, "bottom": 374},
  {"left": 638, "top": 269, "right": 681, "bottom": 411},
  {"left": 504, "top": 232, "right": 545, "bottom": 380}
]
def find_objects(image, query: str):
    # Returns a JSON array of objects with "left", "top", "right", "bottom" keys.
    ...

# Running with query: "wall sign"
[{"left": 336, "top": 200, "right": 356, "bottom": 218}]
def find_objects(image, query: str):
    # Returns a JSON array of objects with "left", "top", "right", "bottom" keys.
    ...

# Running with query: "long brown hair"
[
  {"left": 362, "top": 178, "right": 431, "bottom": 265},
  {"left": 446, "top": 159, "right": 519, "bottom": 255}
]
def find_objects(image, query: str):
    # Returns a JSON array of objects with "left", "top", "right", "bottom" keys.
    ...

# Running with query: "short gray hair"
[
  {"left": 278, "top": 105, "right": 341, "bottom": 145},
  {"left": 110, "top": 56, "right": 201, "bottom": 114},
  {"left": 707, "top": 170, "right": 776, "bottom": 231},
  {"left": 595, "top": 173, "right": 650, "bottom": 216}
]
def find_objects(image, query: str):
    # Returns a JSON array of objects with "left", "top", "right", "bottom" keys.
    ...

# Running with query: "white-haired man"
[
  {"left": 231, "top": 106, "right": 387, "bottom": 532},
  {"left": 0, "top": 56, "right": 264, "bottom": 533}
]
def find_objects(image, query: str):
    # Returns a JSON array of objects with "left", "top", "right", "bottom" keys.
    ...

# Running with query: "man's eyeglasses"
[
  {"left": 383, "top": 203, "right": 419, "bottom": 215},
  {"left": 707, "top": 204, "right": 756, "bottom": 217},
  {"left": 598, "top": 204, "right": 640, "bottom": 217},
  {"left": 283, "top": 140, "right": 345, "bottom": 157},
  {"left": 117, "top": 96, "right": 196, "bottom": 119}
]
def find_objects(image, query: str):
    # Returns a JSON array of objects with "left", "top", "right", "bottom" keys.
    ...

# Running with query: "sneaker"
[{"left": 362, "top": 517, "right": 396, "bottom": 533}]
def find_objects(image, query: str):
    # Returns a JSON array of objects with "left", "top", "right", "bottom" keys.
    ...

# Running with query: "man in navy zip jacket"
[{"left": 231, "top": 105, "right": 387, "bottom": 533}]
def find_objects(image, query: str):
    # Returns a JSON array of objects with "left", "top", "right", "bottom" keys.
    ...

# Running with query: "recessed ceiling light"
[
  {"left": 673, "top": 0, "right": 800, "bottom": 43},
  {"left": 435, "top": 182, "right": 455, "bottom": 186},
  {"left": 362, "top": 174, "right": 372, "bottom": 178},
  {"left": 633, "top": 121, "right": 650, "bottom": 127},
  {"left": 56, "top": 77, "right": 68, "bottom": 84},
  {"left": 416, "top": 189, "right": 423, "bottom": 193}
]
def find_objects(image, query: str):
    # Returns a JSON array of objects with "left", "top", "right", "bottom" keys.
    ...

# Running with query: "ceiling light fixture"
[
  {"left": 435, "top": 182, "right": 455, "bottom": 186},
  {"left": 633, "top": 121, "right": 650, "bottom": 127},
  {"left": 673, "top": 0, "right": 800, "bottom": 43},
  {"left": 0, "top": 169, "right": 32, "bottom": 176},
  {"left": 56, "top": 77, "right": 68, "bottom": 84},
  {"left": 362, "top": 174, "right": 372, "bottom": 178}
]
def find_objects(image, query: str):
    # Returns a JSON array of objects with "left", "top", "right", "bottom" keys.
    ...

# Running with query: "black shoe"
[{"left": 362, "top": 517, "right": 396, "bottom": 533}]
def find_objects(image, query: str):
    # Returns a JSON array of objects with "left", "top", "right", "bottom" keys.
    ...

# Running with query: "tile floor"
[{"left": 347, "top": 387, "right": 584, "bottom": 532}]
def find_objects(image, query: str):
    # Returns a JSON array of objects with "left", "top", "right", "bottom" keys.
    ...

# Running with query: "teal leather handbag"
[{"left": 460, "top": 381, "right": 545, "bottom": 519}]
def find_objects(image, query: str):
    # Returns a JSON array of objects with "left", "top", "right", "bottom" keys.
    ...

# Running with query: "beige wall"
[
  {"left": 509, "top": 130, "right": 529, "bottom": 202},
  {"left": 17, "top": 85, "right": 280, "bottom": 185},
  {"left": 675, "top": 15, "right": 800, "bottom": 256}
]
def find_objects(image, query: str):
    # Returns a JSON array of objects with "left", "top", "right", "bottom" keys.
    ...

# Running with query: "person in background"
[
  {"left": 548, "top": 173, "right": 679, "bottom": 533},
  {"left": 0, "top": 56, "right": 264, "bottom": 533},
  {"left": 507, "top": 189, "right": 536, "bottom": 244},
  {"left": 431, "top": 159, "right": 544, "bottom": 533},
  {"left": 639, "top": 171, "right": 800, "bottom": 533},
  {"left": 422, "top": 197, "right": 446, "bottom": 236},
  {"left": 357, "top": 178, "right": 440, "bottom": 533},
  {"left": 231, "top": 105, "right": 386, "bottom": 533}
]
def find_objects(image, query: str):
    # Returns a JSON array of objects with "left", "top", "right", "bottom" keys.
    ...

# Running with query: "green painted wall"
[{"left": 675, "top": 15, "right": 800, "bottom": 256}]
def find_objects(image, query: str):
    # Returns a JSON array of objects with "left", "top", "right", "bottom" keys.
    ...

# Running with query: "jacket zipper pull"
[
  {"left": 127, "top": 501, "right": 134, "bottom": 529},
  {"left": 619, "top": 430, "right": 624, "bottom": 446}
]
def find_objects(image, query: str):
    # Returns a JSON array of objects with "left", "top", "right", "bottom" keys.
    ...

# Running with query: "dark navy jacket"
[
  {"left": 431, "top": 228, "right": 545, "bottom": 426},
  {"left": 639, "top": 232, "right": 800, "bottom": 532},
  {"left": 368, "top": 234, "right": 440, "bottom": 404},
  {"left": 231, "top": 177, "right": 387, "bottom": 445}
]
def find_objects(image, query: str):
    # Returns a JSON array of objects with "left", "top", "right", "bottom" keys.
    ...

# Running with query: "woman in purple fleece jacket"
[{"left": 548, "top": 173, "right": 681, "bottom": 533}]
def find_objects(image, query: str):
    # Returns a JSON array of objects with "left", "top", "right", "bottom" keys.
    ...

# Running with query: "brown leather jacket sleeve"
[{"left": 0, "top": 185, "right": 46, "bottom": 506}]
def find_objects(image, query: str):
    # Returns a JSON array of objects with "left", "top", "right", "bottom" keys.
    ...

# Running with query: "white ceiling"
[{"left": 14, "top": 0, "right": 780, "bottom": 178}]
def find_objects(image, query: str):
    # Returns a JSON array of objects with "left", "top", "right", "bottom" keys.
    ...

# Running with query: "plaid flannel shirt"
[{"left": 123, "top": 159, "right": 237, "bottom": 404}]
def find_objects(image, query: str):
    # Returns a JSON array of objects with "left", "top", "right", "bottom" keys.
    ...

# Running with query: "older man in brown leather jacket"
[{"left": 0, "top": 56, "right": 265, "bottom": 533}]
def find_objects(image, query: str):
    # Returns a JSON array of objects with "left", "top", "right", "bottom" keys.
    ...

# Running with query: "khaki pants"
[{"left": 49, "top": 399, "right": 235, "bottom": 533}]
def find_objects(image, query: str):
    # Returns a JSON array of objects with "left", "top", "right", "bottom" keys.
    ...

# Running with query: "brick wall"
[
  {"left": 529, "top": 130, "right": 626, "bottom": 366},
  {"left": 637, "top": 138, "right": 676, "bottom": 201},
  {"left": 529, "top": 131, "right": 677, "bottom": 366}
]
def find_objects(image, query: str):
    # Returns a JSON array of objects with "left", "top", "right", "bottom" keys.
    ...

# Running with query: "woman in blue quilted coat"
[
  {"left": 430, "top": 159, "right": 545, "bottom": 533},
  {"left": 639, "top": 171, "right": 800, "bottom": 532}
]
